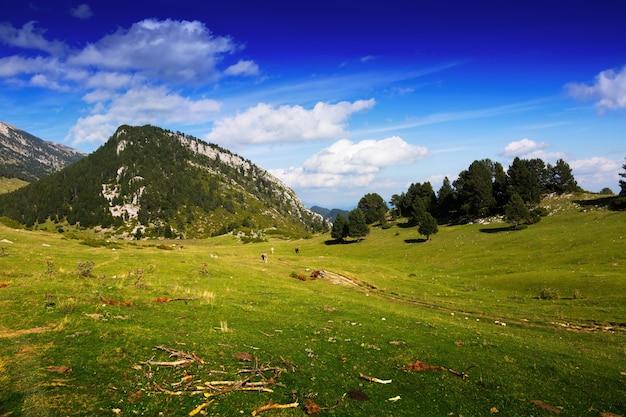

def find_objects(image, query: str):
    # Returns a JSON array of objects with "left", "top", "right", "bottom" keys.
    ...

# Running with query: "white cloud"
[
  {"left": 68, "top": 19, "right": 245, "bottom": 84},
  {"left": 304, "top": 137, "right": 428, "bottom": 174},
  {"left": 66, "top": 86, "right": 221, "bottom": 145},
  {"left": 500, "top": 138, "right": 550, "bottom": 158},
  {"left": 0, "top": 21, "right": 67, "bottom": 56},
  {"left": 206, "top": 99, "right": 376, "bottom": 145},
  {"left": 570, "top": 157, "right": 621, "bottom": 187},
  {"left": 271, "top": 136, "right": 428, "bottom": 190},
  {"left": 70, "top": 4, "right": 93, "bottom": 19},
  {"left": 566, "top": 66, "right": 626, "bottom": 111},
  {"left": 29, "top": 73, "right": 68, "bottom": 91},
  {"left": 224, "top": 60, "right": 259, "bottom": 76}
]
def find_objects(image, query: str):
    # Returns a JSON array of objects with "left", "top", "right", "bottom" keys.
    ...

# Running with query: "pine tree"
[
  {"left": 418, "top": 212, "right": 439, "bottom": 241},
  {"left": 619, "top": 158, "right": 626, "bottom": 197},
  {"left": 357, "top": 193, "right": 388, "bottom": 224},
  {"left": 504, "top": 193, "right": 530, "bottom": 228},
  {"left": 331, "top": 214, "right": 349, "bottom": 241},
  {"left": 348, "top": 208, "right": 369, "bottom": 241}
]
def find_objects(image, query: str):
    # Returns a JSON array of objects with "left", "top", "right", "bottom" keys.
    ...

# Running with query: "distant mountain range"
[
  {"left": 309, "top": 206, "right": 350, "bottom": 222},
  {"left": 0, "top": 121, "right": 85, "bottom": 181},
  {"left": 0, "top": 124, "right": 328, "bottom": 239}
]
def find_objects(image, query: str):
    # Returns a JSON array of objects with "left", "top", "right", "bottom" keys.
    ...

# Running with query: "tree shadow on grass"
[
  {"left": 574, "top": 196, "right": 615, "bottom": 208},
  {"left": 404, "top": 238, "right": 428, "bottom": 244},
  {"left": 479, "top": 225, "right": 523, "bottom": 234},
  {"left": 324, "top": 239, "right": 361, "bottom": 245}
]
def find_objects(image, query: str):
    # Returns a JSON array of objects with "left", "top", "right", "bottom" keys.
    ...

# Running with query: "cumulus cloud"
[
  {"left": 500, "top": 138, "right": 550, "bottom": 157},
  {"left": 0, "top": 21, "right": 67, "bottom": 55},
  {"left": 66, "top": 86, "right": 221, "bottom": 145},
  {"left": 566, "top": 66, "right": 626, "bottom": 111},
  {"left": 271, "top": 136, "right": 429, "bottom": 189},
  {"left": 206, "top": 99, "right": 376, "bottom": 145},
  {"left": 69, "top": 19, "right": 244, "bottom": 84},
  {"left": 70, "top": 4, "right": 93, "bottom": 19},
  {"left": 499, "top": 138, "right": 566, "bottom": 163}
]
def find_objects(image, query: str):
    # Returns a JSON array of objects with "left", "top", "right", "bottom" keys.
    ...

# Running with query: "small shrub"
[
  {"left": 77, "top": 261, "right": 94, "bottom": 278},
  {"left": 290, "top": 271, "right": 307, "bottom": 281},
  {"left": 57, "top": 297, "right": 77, "bottom": 313},
  {"left": 540, "top": 287, "right": 560, "bottom": 300},
  {"left": 44, "top": 259, "right": 55, "bottom": 276},
  {"left": 572, "top": 289, "right": 582, "bottom": 299}
]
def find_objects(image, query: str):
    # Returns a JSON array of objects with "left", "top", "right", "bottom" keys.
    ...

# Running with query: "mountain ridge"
[{"left": 0, "top": 121, "right": 85, "bottom": 181}]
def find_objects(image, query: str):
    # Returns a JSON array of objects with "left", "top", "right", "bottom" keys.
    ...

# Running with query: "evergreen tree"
[
  {"left": 492, "top": 162, "right": 509, "bottom": 210},
  {"left": 507, "top": 157, "right": 542, "bottom": 205},
  {"left": 331, "top": 214, "right": 349, "bottom": 241},
  {"left": 418, "top": 211, "right": 439, "bottom": 241},
  {"left": 504, "top": 193, "right": 530, "bottom": 228},
  {"left": 547, "top": 159, "right": 579, "bottom": 194},
  {"left": 435, "top": 176, "right": 456, "bottom": 219},
  {"left": 348, "top": 208, "right": 369, "bottom": 241},
  {"left": 357, "top": 193, "right": 388, "bottom": 224},
  {"left": 454, "top": 159, "right": 495, "bottom": 218},
  {"left": 619, "top": 158, "right": 626, "bottom": 197}
]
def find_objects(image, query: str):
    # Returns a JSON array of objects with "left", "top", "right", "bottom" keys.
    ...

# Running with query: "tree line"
[{"left": 331, "top": 156, "right": 599, "bottom": 242}]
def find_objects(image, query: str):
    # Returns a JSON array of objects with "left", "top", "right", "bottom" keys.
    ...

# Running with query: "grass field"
[{"left": 0, "top": 193, "right": 625, "bottom": 416}]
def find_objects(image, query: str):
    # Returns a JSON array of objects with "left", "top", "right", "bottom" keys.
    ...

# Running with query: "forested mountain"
[
  {"left": 0, "top": 124, "right": 328, "bottom": 238},
  {"left": 0, "top": 121, "right": 85, "bottom": 181}
]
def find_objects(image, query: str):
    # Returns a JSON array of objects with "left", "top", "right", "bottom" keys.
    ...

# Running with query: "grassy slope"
[
  {"left": 0, "top": 177, "right": 29, "bottom": 194},
  {"left": 0, "top": 194, "right": 624, "bottom": 416}
]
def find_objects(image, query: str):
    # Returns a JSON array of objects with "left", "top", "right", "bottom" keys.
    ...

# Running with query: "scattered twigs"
[
  {"left": 154, "top": 345, "right": 205, "bottom": 364},
  {"left": 359, "top": 372, "right": 392, "bottom": 384},
  {"left": 137, "top": 348, "right": 296, "bottom": 415},
  {"left": 251, "top": 401, "right": 299, "bottom": 416}
]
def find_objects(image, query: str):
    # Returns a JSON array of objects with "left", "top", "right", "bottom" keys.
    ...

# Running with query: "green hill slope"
[
  {"left": 0, "top": 124, "right": 327, "bottom": 238},
  {"left": 0, "top": 193, "right": 624, "bottom": 416}
]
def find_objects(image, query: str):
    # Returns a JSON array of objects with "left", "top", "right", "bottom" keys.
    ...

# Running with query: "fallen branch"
[
  {"left": 448, "top": 364, "right": 477, "bottom": 380},
  {"left": 188, "top": 400, "right": 215, "bottom": 416},
  {"left": 153, "top": 382, "right": 185, "bottom": 395},
  {"left": 251, "top": 401, "right": 299, "bottom": 416},
  {"left": 359, "top": 372, "right": 392, "bottom": 384},
  {"left": 146, "top": 359, "right": 193, "bottom": 367}
]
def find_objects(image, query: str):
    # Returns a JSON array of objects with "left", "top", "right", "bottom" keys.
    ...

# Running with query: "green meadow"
[{"left": 1, "top": 193, "right": 625, "bottom": 416}]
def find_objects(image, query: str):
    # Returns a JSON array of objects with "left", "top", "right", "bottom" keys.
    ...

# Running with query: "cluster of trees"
[
  {"left": 392, "top": 157, "right": 581, "bottom": 227},
  {"left": 331, "top": 157, "right": 586, "bottom": 242}
]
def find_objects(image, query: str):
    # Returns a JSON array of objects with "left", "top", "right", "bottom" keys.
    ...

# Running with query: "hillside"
[
  {"left": 0, "top": 124, "right": 327, "bottom": 238},
  {"left": 0, "top": 121, "right": 85, "bottom": 181}
]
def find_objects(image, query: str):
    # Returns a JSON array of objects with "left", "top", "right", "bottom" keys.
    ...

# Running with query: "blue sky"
[{"left": 0, "top": 0, "right": 624, "bottom": 208}]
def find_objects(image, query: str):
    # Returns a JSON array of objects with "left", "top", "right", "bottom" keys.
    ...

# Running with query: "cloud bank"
[{"left": 271, "top": 136, "right": 429, "bottom": 188}]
